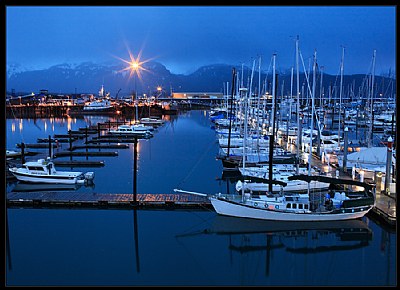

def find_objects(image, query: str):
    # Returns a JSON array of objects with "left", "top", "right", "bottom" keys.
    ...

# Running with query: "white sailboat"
[{"left": 236, "top": 163, "right": 329, "bottom": 193}]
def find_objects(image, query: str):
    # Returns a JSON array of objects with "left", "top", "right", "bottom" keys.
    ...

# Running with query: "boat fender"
[
  {"left": 275, "top": 205, "right": 279, "bottom": 209},
  {"left": 254, "top": 202, "right": 258, "bottom": 207}
]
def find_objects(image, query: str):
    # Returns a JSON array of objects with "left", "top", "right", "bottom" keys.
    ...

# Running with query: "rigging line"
[
  {"left": 175, "top": 139, "right": 217, "bottom": 189},
  {"left": 299, "top": 50, "right": 314, "bottom": 100}
]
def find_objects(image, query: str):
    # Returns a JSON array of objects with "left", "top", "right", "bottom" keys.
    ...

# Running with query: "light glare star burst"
[{"left": 115, "top": 49, "right": 153, "bottom": 81}]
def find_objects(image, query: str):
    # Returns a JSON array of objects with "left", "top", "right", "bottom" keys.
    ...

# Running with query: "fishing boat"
[{"left": 8, "top": 157, "right": 95, "bottom": 185}]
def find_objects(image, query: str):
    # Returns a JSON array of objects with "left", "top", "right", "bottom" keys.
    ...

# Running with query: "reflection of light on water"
[
  {"left": 11, "top": 122, "right": 16, "bottom": 132},
  {"left": 44, "top": 121, "right": 47, "bottom": 132},
  {"left": 19, "top": 120, "right": 23, "bottom": 132},
  {"left": 67, "top": 117, "right": 72, "bottom": 131},
  {"left": 131, "top": 141, "right": 141, "bottom": 153}
]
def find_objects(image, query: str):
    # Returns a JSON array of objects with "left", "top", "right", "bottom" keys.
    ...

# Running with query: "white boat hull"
[
  {"left": 9, "top": 168, "right": 82, "bottom": 184},
  {"left": 210, "top": 196, "right": 372, "bottom": 222}
]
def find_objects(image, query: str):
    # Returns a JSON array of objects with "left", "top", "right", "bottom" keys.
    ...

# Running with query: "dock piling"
[
  {"left": 133, "top": 137, "right": 138, "bottom": 205},
  {"left": 48, "top": 135, "right": 52, "bottom": 158},
  {"left": 21, "top": 142, "right": 25, "bottom": 164}
]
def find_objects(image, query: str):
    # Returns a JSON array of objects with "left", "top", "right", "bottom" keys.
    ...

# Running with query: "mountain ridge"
[{"left": 6, "top": 61, "right": 396, "bottom": 98}]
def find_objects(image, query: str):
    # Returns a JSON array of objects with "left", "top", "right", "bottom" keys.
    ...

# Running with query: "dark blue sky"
[{"left": 6, "top": 6, "right": 396, "bottom": 76}]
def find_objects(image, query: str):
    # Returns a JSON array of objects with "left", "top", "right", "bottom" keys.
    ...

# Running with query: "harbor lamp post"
[
  {"left": 156, "top": 86, "right": 162, "bottom": 102},
  {"left": 129, "top": 59, "right": 144, "bottom": 204}
]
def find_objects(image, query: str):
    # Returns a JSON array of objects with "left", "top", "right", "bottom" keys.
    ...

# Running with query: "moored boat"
[
  {"left": 8, "top": 157, "right": 95, "bottom": 185},
  {"left": 83, "top": 98, "right": 115, "bottom": 113},
  {"left": 108, "top": 124, "right": 153, "bottom": 137},
  {"left": 139, "top": 117, "right": 165, "bottom": 126},
  {"left": 6, "top": 150, "right": 22, "bottom": 158},
  {"left": 175, "top": 175, "right": 375, "bottom": 222}
]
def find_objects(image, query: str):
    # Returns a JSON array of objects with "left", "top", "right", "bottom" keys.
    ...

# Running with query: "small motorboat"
[
  {"left": 108, "top": 124, "right": 153, "bottom": 136},
  {"left": 8, "top": 157, "right": 95, "bottom": 185}
]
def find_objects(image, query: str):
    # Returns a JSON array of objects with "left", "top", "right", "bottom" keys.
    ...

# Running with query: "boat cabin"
[
  {"left": 115, "top": 125, "right": 134, "bottom": 133},
  {"left": 284, "top": 195, "right": 310, "bottom": 211},
  {"left": 24, "top": 159, "right": 56, "bottom": 175}
]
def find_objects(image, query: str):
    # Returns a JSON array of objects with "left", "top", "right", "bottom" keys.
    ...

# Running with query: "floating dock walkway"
[{"left": 6, "top": 192, "right": 212, "bottom": 210}]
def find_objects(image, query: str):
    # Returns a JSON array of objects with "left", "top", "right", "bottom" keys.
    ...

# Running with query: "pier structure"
[{"left": 5, "top": 96, "right": 225, "bottom": 119}]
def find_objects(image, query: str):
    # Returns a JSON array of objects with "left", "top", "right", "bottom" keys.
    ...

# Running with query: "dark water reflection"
[
  {"left": 5, "top": 208, "right": 396, "bottom": 286},
  {"left": 5, "top": 110, "right": 396, "bottom": 286}
]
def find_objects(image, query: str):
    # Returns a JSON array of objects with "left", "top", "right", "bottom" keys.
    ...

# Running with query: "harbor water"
[{"left": 5, "top": 110, "right": 397, "bottom": 286}]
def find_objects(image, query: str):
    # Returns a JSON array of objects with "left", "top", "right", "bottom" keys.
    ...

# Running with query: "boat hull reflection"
[
  {"left": 208, "top": 215, "right": 372, "bottom": 239},
  {"left": 11, "top": 182, "right": 84, "bottom": 192}
]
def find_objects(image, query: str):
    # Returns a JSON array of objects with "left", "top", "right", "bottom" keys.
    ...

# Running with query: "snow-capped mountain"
[
  {"left": 6, "top": 61, "right": 395, "bottom": 98},
  {"left": 6, "top": 61, "right": 233, "bottom": 95}
]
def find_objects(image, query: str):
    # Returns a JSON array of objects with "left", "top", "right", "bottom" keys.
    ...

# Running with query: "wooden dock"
[
  {"left": 53, "top": 151, "right": 118, "bottom": 157},
  {"left": 6, "top": 192, "right": 212, "bottom": 210},
  {"left": 70, "top": 144, "right": 129, "bottom": 150},
  {"left": 53, "top": 160, "right": 105, "bottom": 167}
]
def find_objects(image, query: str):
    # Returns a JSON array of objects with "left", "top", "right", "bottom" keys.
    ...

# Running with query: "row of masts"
[
  {"left": 219, "top": 38, "right": 395, "bottom": 151},
  {"left": 212, "top": 41, "right": 395, "bottom": 197}
]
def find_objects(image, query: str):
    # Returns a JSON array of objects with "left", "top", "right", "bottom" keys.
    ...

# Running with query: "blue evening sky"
[{"left": 6, "top": 5, "right": 396, "bottom": 76}]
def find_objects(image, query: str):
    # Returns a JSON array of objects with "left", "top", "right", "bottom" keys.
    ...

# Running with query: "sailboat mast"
[
  {"left": 241, "top": 84, "right": 249, "bottom": 201},
  {"left": 256, "top": 57, "right": 262, "bottom": 149},
  {"left": 227, "top": 68, "right": 236, "bottom": 157},
  {"left": 367, "top": 49, "right": 376, "bottom": 147},
  {"left": 296, "top": 36, "right": 301, "bottom": 174},
  {"left": 308, "top": 50, "right": 317, "bottom": 177},
  {"left": 268, "top": 54, "right": 277, "bottom": 194},
  {"left": 337, "top": 46, "right": 345, "bottom": 144}
]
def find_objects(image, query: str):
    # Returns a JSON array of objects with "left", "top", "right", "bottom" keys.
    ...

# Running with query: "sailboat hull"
[{"left": 210, "top": 196, "right": 373, "bottom": 222}]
